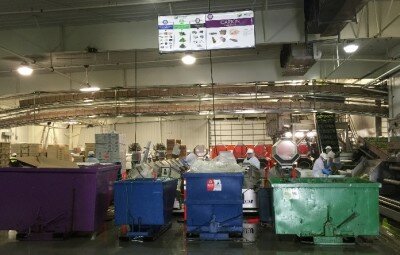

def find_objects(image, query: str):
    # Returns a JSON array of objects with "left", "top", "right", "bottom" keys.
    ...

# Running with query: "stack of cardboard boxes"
[
  {"left": 166, "top": 139, "right": 182, "bottom": 159},
  {"left": 95, "top": 133, "right": 126, "bottom": 172},
  {"left": 11, "top": 143, "right": 42, "bottom": 157},
  {"left": 166, "top": 139, "right": 187, "bottom": 159},
  {"left": 179, "top": 145, "right": 187, "bottom": 158},
  {"left": 166, "top": 139, "right": 175, "bottom": 158},
  {"left": 46, "top": 145, "right": 71, "bottom": 161},
  {"left": 0, "top": 142, "right": 10, "bottom": 167}
]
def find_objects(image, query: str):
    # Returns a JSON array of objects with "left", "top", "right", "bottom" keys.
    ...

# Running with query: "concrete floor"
[{"left": 0, "top": 217, "right": 398, "bottom": 255}]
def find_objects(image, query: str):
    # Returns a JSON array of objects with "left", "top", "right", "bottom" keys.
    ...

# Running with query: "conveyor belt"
[{"left": 380, "top": 196, "right": 400, "bottom": 222}]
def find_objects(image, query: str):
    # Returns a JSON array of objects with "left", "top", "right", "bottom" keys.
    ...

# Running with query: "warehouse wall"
[
  {"left": 0, "top": 125, "right": 69, "bottom": 145},
  {"left": 350, "top": 115, "right": 388, "bottom": 138},
  {"left": 2, "top": 117, "right": 208, "bottom": 151},
  {"left": 71, "top": 117, "right": 208, "bottom": 151},
  {"left": 351, "top": 115, "right": 376, "bottom": 137}
]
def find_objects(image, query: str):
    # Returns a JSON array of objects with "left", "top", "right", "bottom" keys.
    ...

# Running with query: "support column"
[{"left": 375, "top": 100, "right": 382, "bottom": 137}]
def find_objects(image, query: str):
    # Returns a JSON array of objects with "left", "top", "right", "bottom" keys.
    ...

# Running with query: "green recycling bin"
[{"left": 270, "top": 178, "right": 381, "bottom": 244}]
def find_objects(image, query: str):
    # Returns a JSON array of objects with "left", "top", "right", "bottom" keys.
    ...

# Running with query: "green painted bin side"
[{"left": 270, "top": 178, "right": 380, "bottom": 238}]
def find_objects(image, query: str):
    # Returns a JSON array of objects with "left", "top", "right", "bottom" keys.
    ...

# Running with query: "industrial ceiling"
[{"left": 0, "top": 0, "right": 303, "bottom": 30}]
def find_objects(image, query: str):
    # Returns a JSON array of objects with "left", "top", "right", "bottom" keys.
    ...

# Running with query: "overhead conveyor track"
[{"left": 0, "top": 82, "right": 388, "bottom": 128}]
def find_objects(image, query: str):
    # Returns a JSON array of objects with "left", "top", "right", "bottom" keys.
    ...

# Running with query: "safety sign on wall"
[{"left": 207, "top": 179, "right": 222, "bottom": 192}]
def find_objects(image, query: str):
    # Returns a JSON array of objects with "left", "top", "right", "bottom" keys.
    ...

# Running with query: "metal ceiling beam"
[{"left": 0, "top": 0, "right": 189, "bottom": 15}]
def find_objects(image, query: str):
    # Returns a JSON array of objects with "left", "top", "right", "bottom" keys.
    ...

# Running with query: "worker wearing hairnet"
[
  {"left": 325, "top": 146, "right": 336, "bottom": 159},
  {"left": 9, "top": 153, "right": 21, "bottom": 167},
  {"left": 86, "top": 151, "right": 100, "bottom": 163},
  {"left": 312, "top": 153, "right": 331, "bottom": 177},
  {"left": 243, "top": 148, "right": 260, "bottom": 170}
]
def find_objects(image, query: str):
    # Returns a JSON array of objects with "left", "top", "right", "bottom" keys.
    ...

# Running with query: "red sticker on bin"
[{"left": 207, "top": 179, "right": 222, "bottom": 191}]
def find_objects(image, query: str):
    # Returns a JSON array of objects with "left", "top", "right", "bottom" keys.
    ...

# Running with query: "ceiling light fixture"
[
  {"left": 80, "top": 86, "right": 100, "bottom": 92},
  {"left": 199, "top": 111, "right": 210, "bottom": 115},
  {"left": 343, "top": 43, "right": 359, "bottom": 54},
  {"left": 80, "top": 65, "right": 100, "bottom": 92},
  {"left": 182, "top": 53, "right": 196, "bottom": 65},
  {"left": 67, "top": 120, "right": 79, "bottom": 125},
  {"left": 17, "top": 64, "right": 33, "bottom": 76}
]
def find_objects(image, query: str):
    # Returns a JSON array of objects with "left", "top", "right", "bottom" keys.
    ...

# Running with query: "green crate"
[{"left": 270, "top": 178, "right": 381, "bottom": 244}]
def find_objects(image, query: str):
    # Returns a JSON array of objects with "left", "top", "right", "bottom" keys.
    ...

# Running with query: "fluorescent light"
[
  {"left": 67, "top": 120, "right": 79, "bottom": 125},
  {"left": 116, "top": 115, "right": 124, "bottom": 118},
  {"left": 294, "top": 131, "right": 305, "bottom": 139},
  {"left": 199, "top": 111, "right": 210, "bottom": 115},
  {"left": 182, "top": 54, "right": 196, "bottom": 65},
  {"left": 88, "top": 115, "right": 97, "bottom": 118},
  {"left": 83, "top": 99, "right": 93, "bottom": 103},
  {"left": 80, "top": 86, "right": 100, "bottom": 92},
  {"left": 311, "top": 110, "right": 317, "bottom": 113},
  {"left": 284, "top": 131, "right": 293, "bottom": 138},
  {"left": 17, "top": 65, "right": 33, "bottom": 76},
  {"left": 343, "top": 44, "right": 359, "bottom": 53},
  {"left": 235, "top": 109, "right": 263, "bottom": 114}
]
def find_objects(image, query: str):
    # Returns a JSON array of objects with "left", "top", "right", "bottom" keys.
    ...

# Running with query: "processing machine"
[
  {"left": 369, "top": 157, "right": 400, "bottom": 223},
  {"left": 271, "top": 138, "right": 300, "bottom": 177}
]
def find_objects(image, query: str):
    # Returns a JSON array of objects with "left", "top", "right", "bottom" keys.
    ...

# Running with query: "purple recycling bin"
[{"left": 0, "top": 164, "right": 118, "bottom": 240}]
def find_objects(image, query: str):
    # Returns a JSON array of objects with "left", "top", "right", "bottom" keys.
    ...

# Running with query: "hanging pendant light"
[{"left": 80, "top": 65, "right": 100, "bottom": 92}]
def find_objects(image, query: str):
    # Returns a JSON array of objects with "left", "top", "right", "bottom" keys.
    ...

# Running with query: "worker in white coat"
[
  {"left": 243, "top": 148, "right": 260, "bottom": 170},
  {"left": 86, "top": 151, "right": 100, "bottom": 163},
  {"left": 312, "top": 153, "right": 331, "bottom": 177},
  {"left": 325, "top": 146, "right": 336, "bottom": 159}
]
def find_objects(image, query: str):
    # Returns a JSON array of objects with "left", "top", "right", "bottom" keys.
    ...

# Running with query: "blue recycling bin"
[
  {"left": 184, "top": 172, "right": 244, "bottom": 240},
  {"left": 114, "top": 178, "right": 178, "bottom": 239}
]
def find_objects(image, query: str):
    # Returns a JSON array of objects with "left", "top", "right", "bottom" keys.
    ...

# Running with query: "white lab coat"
[
  {"left": 243, "top": 156, "right": 261, "bottom": 170},
  {"left": 86, "top": 157, "right": 100, "bottom": 163},
  {"left": 312, "top": 157, "right": 325, "bottom": 177},
  {"left": 327, "top": 151, "right": 336, "bottom": 159},
  {"left": 185, "top": 153, "right": 198, "bottom": 166}
]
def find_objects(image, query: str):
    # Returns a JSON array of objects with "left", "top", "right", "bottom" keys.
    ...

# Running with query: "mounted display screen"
[{"left": 158, "top": 10, "right": 255, "bottom": 52}]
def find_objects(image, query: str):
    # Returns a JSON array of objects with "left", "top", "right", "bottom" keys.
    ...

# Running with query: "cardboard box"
[
  {"left": 0, "top": 142, "right": 10, "bottom": 148},
  {"left": 73, "top": 155, "right": 84, "bottom": 162},
  {"left": 46, "top": 144, "right": 69, "bottom": 160}
]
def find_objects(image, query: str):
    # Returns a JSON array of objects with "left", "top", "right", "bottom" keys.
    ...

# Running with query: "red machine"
[
  {"left": 233, "top": 144, "right": 247, "bottom": 159},
  {"left": 210, "top": 144, "right": 228, "bottom": 158}
]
